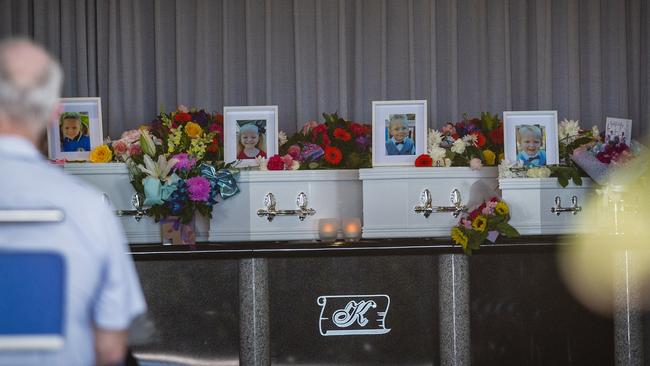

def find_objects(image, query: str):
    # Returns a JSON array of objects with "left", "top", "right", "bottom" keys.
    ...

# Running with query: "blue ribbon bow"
[
  {"left": 199, "top": 163, "right": 240, "bottom": 199},
  {"left": 142, "top": 174, "right": 180, "bottom": 206}
]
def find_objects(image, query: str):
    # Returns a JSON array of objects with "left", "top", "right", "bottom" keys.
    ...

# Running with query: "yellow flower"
[
  {"left": 184, "top": 122, "right": 203, "bottom": 138},
  {"left": 472, "top": 215, "right": 488, "bottom": 232},
  {"left": 89, "top": 144, "right": 113, "bottom": 163},
  {"left": 498, "top": 152, "right": 505, "bottom": 163},
  {"left": 451, "top": 227, "right": 469, "bottom": 250},
  {"left": 482, "top": 149, "right": 496, "bottom": 166},
  {"left": 495, "top": 201, "right": 509, "bottom": 215}
]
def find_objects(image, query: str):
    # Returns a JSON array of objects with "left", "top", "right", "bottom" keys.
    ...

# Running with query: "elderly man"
[{"left": 0, "top": 38, "right": 146, "bottom": 365}]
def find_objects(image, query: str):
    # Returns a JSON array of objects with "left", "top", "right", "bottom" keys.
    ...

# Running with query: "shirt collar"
[{"left": 0, "top": 135, "right": 44, "bottom": 161}]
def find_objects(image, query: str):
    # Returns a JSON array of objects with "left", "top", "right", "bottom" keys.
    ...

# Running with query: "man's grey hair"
[{"left": 0, "top": 38, "right": 63, "bottom": 131}]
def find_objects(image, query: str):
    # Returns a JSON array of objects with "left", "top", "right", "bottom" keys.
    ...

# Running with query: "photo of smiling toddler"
[
  {"left": 385, "top": 114, "right": 415, "bottom": 156},
  {"left": 59, "top": 111, "right": 91, "bottom": 152},
  {"left": 516, "top": 124, "right": 546, "bottom": 167},
  {"left": 236, "top": 120, "right": 267, "bottom": 159}
]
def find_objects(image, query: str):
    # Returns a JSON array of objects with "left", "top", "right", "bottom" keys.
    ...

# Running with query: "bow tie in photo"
[
  {"left": 526, "top": 155, "right": 540, "bottom": 163},
  {"left": 395, "top": 141, "right": 404, "bottom": 146}
]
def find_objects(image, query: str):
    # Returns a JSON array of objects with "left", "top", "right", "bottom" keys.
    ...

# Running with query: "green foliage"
[{"left": 548, "top": 165, "right": 582, "bottom": 187}]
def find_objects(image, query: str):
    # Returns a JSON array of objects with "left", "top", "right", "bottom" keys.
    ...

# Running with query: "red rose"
[
  {"left": 415, "top": 154, "right": 433, "bottom": 167},
  {"left": 489, "top": 125, "right": 504, "bottom": 145},
  {"left": 333, "top": 127, "right": 352, "bottom": 141},
  {"left": 214, "top": 113, "right": 224, "bottom": 124},
  {"left": 324, "top": 146, "right": 343, "bottom": 165},
  {"left": 209, "top": 123, "right": 223, "bottom": 135},
  {"left": 312, "top": 124, "right": 327, "bottom": 136},
  {"left": 206, "top": 137, "right": 220, "bottom": 153},
  {"left": 472, "top": 132, "right": 486, "bottom": 148},
  {"left": 350, "top": 123, "right": 367, "bottom": 137},
  {"left": 267, "top": 154, "right": 285, "bottom": 170},
  {"left": 175, "top": 112, "right": 192, "bottom": 123},
  {"left": 320, "top": 134, "right": 331, "bottom": 147}
]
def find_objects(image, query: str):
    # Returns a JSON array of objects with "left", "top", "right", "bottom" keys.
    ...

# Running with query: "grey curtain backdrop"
[{"left": 0, "top": 0, "right": 648, "bottom": 139}]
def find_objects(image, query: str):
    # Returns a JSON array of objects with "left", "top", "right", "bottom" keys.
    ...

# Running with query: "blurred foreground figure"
[
  {"left": 0, "top": 38, "right": 146, "bottom": 365},
  {"left": 560, "top": 148, "right": 650, "bottom": 315}
]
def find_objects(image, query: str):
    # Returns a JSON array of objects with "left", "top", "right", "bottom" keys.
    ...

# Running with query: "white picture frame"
[
  {"left": 47, "top": 97, "right": 103, "bottom": 161},
  {"left": 503, "top": 110, "right": 559, "bottom": 167},
  {"left": 223, "top": 105, "right": 278, "bottom": 167},
  {"left": 605, "top": 117, "right": 632, "bottom": 145},
  {"left": 372, "top": 100, "right": 427, "bottom": 166}
]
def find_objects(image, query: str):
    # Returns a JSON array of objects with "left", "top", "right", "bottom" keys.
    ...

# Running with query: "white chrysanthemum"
[
  {"left": 428, "top": 129, "right": 443, "bottom": 151},
  {"left": 498, "top": 159, "right": 524, "bottom": 178},
  {"left": 278, "top": 131, "right": 288, "bottom": 146},
  {"left": 559, "top": 119, "right": 580, "bottom": 140},
  {"left": 429, "top": 146, "right": 446, "bottom": 162},
  {"left": 451, "top": 139, "right": 466, "bottom": 154},
  {"left": 526, "top": 166, "right": 552, "bottom": 178},
  {"left": 444, "top": 158, "right": 452, "bottom": 167},
  {"left": 290, "top": 160, "right": 300, "bottom": 170},
  {"left": 592, "top": 125, "right": 600, "bottom": 138},
  {"left": 462, "top": 134, "right": 477, "bottom": 146}
]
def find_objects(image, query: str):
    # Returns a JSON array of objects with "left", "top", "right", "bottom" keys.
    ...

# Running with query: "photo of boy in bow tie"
[
  {"left": 385, "top": 114, "right": 415, "bottom": 155},
  {"left": 516, "top": 124, "right": 546, "bottom": 167}
]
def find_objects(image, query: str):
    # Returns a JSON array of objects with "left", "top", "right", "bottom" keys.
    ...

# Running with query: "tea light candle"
[
  {"left": 318, "top": 218, "right": 339, "bottom": 242},
  {"left": 342, "top": 217, "right": 362, "bottom": 241}
]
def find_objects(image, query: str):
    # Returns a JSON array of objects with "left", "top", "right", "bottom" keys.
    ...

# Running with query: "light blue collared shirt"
[{"left": 0, "top": 136, "right": 146, "bottom": 366}]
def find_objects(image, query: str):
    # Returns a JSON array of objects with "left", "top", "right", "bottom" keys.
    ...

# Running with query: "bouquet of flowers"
[
  {"left": 90, "top": 106, "right": 238, "bottom": 224},
  {"left": 417, "top": 112, "right": 503, "bottom": 169},
  {"left": 450, "top": 197, "right": 519, "bottom": 255},
  {"left": 279, "top": 113, "right": 372, "bottom": 169},
  {"left": 572, "top": 139, "right": 643, "bottom": 185}
]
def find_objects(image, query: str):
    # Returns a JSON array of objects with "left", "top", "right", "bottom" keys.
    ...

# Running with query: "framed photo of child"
[
  {"left": 372, "top": 100, "right": 427, "bottom": 166},
  {"left": 47, "top": 97, "right": 103, "bottom": 161},
  {"left": 503, "top": 110, "right": 559, "bottom": 167},
  {"left": 223, "top": 105, "right": 278, "bottom": 167}
]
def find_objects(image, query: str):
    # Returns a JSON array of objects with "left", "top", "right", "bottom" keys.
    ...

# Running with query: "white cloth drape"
[{"left": 1, "top": 0, "right": 648, "bottom": 139}]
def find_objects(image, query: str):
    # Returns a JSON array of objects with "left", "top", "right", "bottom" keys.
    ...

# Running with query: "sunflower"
[
  {"left": 471, "top": 215, "right": 488, "bottom": 232},
  {"left": 495, "top": 201, "right": 509, "bottom": 215},
  {"left": 451, "top": 227, "right": 469, "bottom": 250}
]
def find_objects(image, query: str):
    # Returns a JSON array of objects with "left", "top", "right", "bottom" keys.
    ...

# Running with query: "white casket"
[
  {"left": 360, "top": 167, "right": 500, "bottom": 238},
  {"left": 63, "top": 163, "right": 210, "bottom": 244},
  {"left": 209, "top": 170, "right": 362, "bottom": 242},
  {"left": 499, "top": 177, "right": 595, "bottom": 235}
]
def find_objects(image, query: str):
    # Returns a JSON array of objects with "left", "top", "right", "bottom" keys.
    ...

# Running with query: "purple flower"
[
  {"left": 190, "top": 110, "right": 209, "bottom": 126},
  {"left": 173, "top": 153, "right": 196, "bottom": 170},
  {"left": 186, "top": 176, "right": 211, "bottom": 201},
  {"left": 300, "top": 143, "right": 324, "bottom": 161},
  {"left": 355, "top": 135, "right": 370, "bottom": 151}
]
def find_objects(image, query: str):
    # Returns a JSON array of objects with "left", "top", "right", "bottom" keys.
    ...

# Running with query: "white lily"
[
  {"left": 137, "top": 154, "right": 179, "bottom": 181},
  {"left": 140, "top": 130, "right": 157, "bottom": 157}
]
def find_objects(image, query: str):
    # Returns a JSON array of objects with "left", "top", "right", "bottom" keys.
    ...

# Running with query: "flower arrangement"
[
  {"left": 450, "top": 197, "right": 519, "bottom": 255},
  {"left": 279, "top": 113, "right": 372, "bottom": 169},
  {"left": 417, "top": 112, "right": 503, "bottom": 169},
  {"left": 89, "top": 106, "right": 238, "bottom": 224}
]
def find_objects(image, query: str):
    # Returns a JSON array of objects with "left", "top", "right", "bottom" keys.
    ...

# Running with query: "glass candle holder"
[
  {"left": 342, "top": 217, "right": 362, "bottom": 242},
  {"left": 318, "top": 218, "right": 339, "bottom": 242}
]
